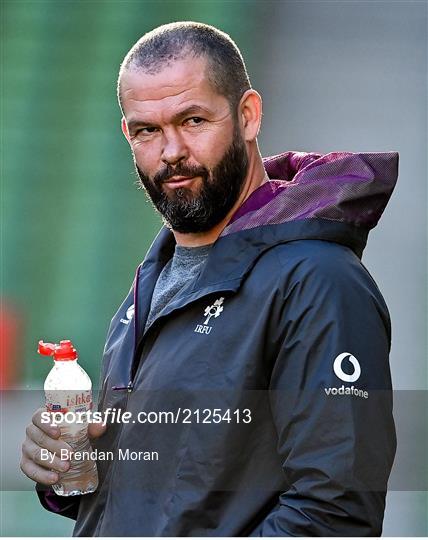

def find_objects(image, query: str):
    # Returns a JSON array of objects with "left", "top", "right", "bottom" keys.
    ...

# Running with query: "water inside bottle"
[{"left": 53, "top": 423, "right": 98, "bottom": 496}]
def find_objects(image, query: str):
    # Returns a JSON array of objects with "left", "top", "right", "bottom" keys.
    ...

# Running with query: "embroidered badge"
[{"left": 194, "top": 297, "right": 224, "bottom": 335}]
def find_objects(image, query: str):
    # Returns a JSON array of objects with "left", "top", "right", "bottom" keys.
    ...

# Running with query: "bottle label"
[{"left": 46, "top": 390, "right": 92, "bottom": 414}]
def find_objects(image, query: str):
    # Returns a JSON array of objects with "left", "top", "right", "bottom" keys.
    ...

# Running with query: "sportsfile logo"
[{"left": 324, "top": 352, "right": 369, "bottom": 399}]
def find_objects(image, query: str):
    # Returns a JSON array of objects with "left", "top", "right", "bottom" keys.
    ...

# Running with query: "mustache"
[{"left": 153, "top": 163, "right": 209, "bottom": 185}]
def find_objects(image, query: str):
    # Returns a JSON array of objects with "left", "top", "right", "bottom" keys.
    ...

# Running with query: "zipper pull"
[{"left": 111, "top": 382, "right": 134, "bottom": 392}]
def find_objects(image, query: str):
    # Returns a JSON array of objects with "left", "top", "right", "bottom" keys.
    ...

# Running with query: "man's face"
[{"left": 120, "top": 56, "right": 249, "bottom": 233}]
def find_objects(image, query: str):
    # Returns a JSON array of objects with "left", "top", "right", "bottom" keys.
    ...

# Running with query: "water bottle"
[{"left": 38, "top": 339, "right": 99, "bottom": 496}]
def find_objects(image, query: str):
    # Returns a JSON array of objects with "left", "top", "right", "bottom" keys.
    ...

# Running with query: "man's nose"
[{"left": 161, "top": 129, "right": 189, "bottom": 165}]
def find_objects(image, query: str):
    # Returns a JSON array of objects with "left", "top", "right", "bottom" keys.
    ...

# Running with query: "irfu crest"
[{"left": 203, "top": 297, "right": 224, "bottom": 325}]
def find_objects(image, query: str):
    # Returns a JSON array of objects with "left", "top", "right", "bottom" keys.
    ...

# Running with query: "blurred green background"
[
  {"left": 2, "top": 0, "right": 427, "bottom": 536},
  {"left": 3, "top": 0, "right": 267, "bottom": 387},
  {"left": 1, "top": 0, "right": 268, "bottom": 535}
]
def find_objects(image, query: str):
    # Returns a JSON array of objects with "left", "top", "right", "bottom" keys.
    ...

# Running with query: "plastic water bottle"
[{"left": 38, "top": 339, "right": 99, "bottom": 496}]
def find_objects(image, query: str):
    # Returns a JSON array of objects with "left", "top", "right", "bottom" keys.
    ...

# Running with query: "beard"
[{"left": 134, "top": 127, "right": 249, "bottom": 234}]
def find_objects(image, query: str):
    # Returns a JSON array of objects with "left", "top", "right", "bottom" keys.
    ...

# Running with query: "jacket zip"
[{"left": 95, "top": 265, "right": 143, "bottom": 535}]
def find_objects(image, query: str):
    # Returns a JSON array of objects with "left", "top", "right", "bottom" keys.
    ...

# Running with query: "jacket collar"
[{"left": 141, "top": 217, "right": 368, "bottom": 296}]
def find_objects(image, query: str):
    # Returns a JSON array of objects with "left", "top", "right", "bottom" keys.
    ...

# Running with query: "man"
[{"left": 21, "top": 22, "right": 398, "bottom": 536}]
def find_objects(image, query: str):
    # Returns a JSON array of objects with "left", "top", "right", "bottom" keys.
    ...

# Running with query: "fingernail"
[{"left": 49, "top": 472, "right": 58, "bottom": 482}]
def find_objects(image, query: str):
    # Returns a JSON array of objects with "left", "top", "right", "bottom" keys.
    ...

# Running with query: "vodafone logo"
[
  {"left": 325, "top": 352, "right": 367, "bottom": 399},
  {"left": 120, "top": 304, "right": 134, "bottom": 325},
  {"left": 333, "top": 352, "right": 361, "bottom": 383},
  {"left": 126, "top": 304, "right": 135, "bottom": 321}
]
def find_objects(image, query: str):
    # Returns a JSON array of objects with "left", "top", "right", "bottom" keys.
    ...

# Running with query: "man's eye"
[
  {"left": 135, "top": 127, "right": 158, "bottom": 135},
  {"left": 185, "top": 117, "right": 205, "bottom": 126}
]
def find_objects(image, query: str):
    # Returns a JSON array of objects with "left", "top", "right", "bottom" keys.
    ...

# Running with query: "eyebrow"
[{"left": 126, "top": 104, "right": 212, "bottom": 132}]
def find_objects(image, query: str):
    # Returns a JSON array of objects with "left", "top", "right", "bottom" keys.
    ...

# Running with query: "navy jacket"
[{"left": 37, "top": 150, "right": 398, "bottom": 536}]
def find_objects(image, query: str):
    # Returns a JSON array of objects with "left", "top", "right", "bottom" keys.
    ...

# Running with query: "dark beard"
[{"left": 135, "top": 128, "right": 249, "bottom": 234}]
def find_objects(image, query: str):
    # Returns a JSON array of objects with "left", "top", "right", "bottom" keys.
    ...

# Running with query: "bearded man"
[{"left": 22, "top": 21, "right": 398, "bottom": 536}]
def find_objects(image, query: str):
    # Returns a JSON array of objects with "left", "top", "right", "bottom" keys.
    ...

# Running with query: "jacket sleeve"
[
  {"left": 35, "top": 483, "right": 81, "bottom": 520},
  {"left": 253, "top": 244, "right": 397, "bottom": 536}
]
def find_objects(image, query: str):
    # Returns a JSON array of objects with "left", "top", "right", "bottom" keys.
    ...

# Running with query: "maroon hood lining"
[{"left": 221, "top": 150, "right": 399, "bottom": 237}]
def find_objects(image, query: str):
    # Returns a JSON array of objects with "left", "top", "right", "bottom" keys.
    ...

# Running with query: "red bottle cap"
[{"left": 38, "top": 340, "right": 77, "bottom": 361}]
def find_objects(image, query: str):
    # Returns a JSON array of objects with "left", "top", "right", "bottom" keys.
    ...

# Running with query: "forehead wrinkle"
[
  {"left": 124, "top": 85, "right": 224, "bottom": 125},
  {"left": 122, "top": 85, "right": 193, "bottom": 101}
]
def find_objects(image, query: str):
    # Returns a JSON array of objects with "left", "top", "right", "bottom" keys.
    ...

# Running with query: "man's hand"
[{"left": 20, "top": 407, "right": 107, "bottom": 486}]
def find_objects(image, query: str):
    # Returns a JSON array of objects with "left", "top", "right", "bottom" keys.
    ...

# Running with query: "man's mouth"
[{"left": 163, "top": 176, "right": 198, "bottom": 189}]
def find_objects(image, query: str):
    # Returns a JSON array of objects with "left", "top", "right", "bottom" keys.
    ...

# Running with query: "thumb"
[{"left": 88, "top": 421, "right": 107, "bottom": 440}]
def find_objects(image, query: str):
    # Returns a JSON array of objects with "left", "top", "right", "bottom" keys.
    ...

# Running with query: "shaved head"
[{"left": 117, "top": 21, "right": 251, "bottom": 116}]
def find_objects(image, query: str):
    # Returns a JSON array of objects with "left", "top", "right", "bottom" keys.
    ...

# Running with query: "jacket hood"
[{"left": 221, "top": 150, "right": 399, "bottom": 237}]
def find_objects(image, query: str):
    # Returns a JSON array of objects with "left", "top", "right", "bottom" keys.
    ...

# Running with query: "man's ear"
[
  {"left": 121, "top": 117, "right": 131, "bottom": 143},
  {"left": 238, "top": 89, "right": 262, "bottom": 142}
]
